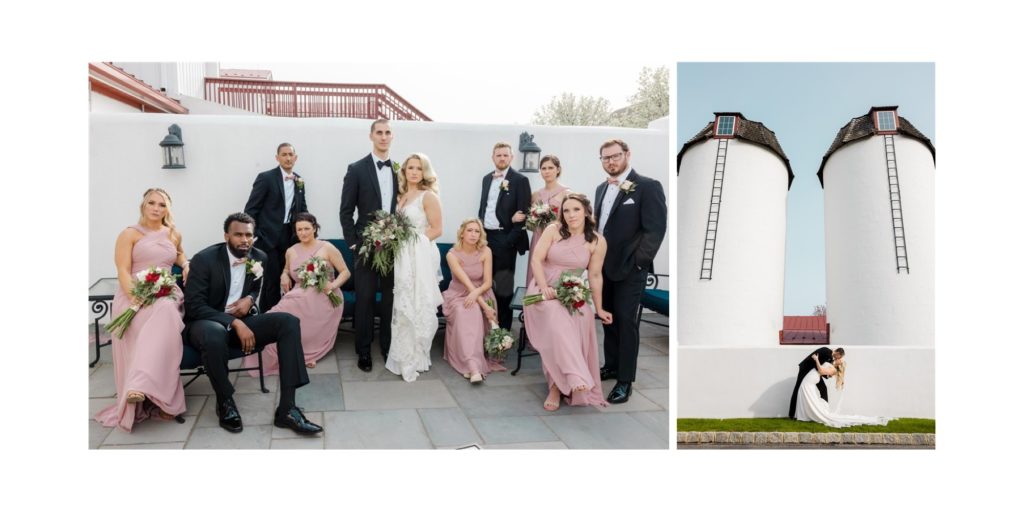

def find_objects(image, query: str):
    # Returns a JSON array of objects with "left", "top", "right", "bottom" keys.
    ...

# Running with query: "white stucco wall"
[
  {"left": 89, "top": 114, "right": 669, "bottom": 284},
  {"left": 677, "top": 346, "right": 935, "bottom": 418},
  {"left": 112, "top": 62, "right": 216, "bottom": 98},
  {"left": 89, "top": 91, "right": 142, "bottom": 113},
  {"left": 823, "top": 134, "right": 935, "bottom": 346},
  {"left": 677, "top": 138, "right": 788, "bottom": 345}
]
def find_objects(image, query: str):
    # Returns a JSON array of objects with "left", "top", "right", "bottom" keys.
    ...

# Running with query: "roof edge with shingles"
[
  {"left": 677, "top": 113, "right": 794, "bottom": 189},
  {"left": 816, "top": 106, "right": 935, "bottom": 187}
]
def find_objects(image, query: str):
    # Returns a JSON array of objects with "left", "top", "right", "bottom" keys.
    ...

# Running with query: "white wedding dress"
[
  {"left": 386, "top": 192, "right": 443, "bottom": 382},
  {"left": 794, "top": 362, "right": 891, "bottom": 428}
]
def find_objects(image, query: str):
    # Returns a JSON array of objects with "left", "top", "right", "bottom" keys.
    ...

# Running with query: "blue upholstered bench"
[{"left": 638, "top": 273, "right": 669, "bottom": 327}]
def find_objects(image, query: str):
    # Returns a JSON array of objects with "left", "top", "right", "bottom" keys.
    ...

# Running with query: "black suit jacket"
[
  {"left": 595, "top": 169, "right": 667, "bottom": 281},
  {"left": 244, "top": 167, "right": 307, "bottom": 249},
  {"left": 184, "top": 243, "right": 267, "bottom": 327},
  {"left": 339, "top": 154, "right": 399, "bottom": 247},
  {"left": 797, "top": 347, "right": 835, "bottom": 383},
  {"left": 477, "top": 168, "right": 531, "bottom": 254}
]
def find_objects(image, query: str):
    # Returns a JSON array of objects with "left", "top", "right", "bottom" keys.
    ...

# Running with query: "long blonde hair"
[
  {"left": 398, "top": 153, "right": 439, "bottom": 195},
  {"left": 834, "top": 360, "right": 846, "bottom": 390},
  {"left": 138, "top": 188, "right": 176, "bottom": 230},
  {"left": 455, "top": 218, "right": 488, "bottom": 251}
]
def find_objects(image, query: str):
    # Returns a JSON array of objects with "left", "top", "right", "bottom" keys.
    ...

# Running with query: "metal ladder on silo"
[
  {"left": 700, "top": 139, "right": 728, "bottom": 280},
  {"left": 884, "top": 135, "right": 910, "bottom": 273}
]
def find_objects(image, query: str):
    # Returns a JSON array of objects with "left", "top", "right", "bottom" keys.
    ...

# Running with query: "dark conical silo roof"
[
  {"left": 676, "top": 112, "right": 794, "bottom": 189},
  {"left": 816, "top": 106, "right": 936, "bottom": 187}
]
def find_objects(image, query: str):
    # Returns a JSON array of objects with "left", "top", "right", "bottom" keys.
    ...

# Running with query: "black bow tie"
[{"left": 376, "top": 160, "right": 392, "bottom": 170}]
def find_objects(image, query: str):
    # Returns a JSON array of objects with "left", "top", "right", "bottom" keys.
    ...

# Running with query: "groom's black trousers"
[
  {"left": 184, "top": 312, "right": 309, "bottom": 410},
  {"left": 352, "top": 255, "right": 394, "bottom": 358}
]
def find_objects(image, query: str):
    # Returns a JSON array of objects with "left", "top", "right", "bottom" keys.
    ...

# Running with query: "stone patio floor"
[{"left": 88, "top": 315, "right": 670, "bottom": 449}]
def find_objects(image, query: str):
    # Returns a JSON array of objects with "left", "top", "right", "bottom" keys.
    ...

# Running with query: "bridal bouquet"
[
  {"left": 105, "top": 266, "right": 179, "bottom": 338},
  {"left": 295, "top": 256, "right": 342, "bottom": 308},
  {"left": 358, "top": 210, "right": 416, "bottom": 274},
  {"left": 525, "top": 201, "right": 558, "bottom": 231},
  {"left": 522, "top": 268, "right": 591, "bottom": 316}
]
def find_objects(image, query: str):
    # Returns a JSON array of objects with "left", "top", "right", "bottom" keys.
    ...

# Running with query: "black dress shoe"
[
  {"left": 607, "top": 381, "right": 632, "bottom": 404},
  {"left": 216, "top": 398, "right": 243, "bottom": 433},
  {"left": 357, "top": 354, "right": 372, "bottom": 372},
  {"left": 275, "top": 406, "right": 323, "bottom": 435},
  {"left": 600, "top": 367, "right": 618, "bottom": 381}
]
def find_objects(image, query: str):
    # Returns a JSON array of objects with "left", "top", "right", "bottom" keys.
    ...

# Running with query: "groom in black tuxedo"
[
  {"left": 183, "top": 212, "right": 321, "bottom": 435},
  {"left": 478, "top": 142, "right": 531, "bottom": 330},
  {"left": 339, "top": 119, "right": 399, "bottom": 372},
  {"left": 788, "top": 346, "right": 844, "bottom": 418},
  {"left": 244, "top": 142, "right": 308, "bottom": 314},
  {"left": 595, "top": 139, "right": 667, "bottom": 404}
]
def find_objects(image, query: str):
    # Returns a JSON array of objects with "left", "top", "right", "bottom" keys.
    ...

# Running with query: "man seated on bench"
[{"left": 183, "top": 212, "right": 322, "bottom": 435}]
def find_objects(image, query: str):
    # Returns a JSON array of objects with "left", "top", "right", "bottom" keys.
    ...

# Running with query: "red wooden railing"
[{"left": 204, "top": 78, "right": 431, "bottom": 121}]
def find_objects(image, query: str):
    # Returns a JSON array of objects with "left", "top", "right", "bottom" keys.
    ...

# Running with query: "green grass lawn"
[{"left": 677, "top": 418, "right": 935, "bottom": 434}]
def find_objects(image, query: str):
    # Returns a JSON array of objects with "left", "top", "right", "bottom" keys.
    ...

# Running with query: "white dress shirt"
[
  {"left": 374, "top": 156, "right": 394, "bottom": 212},
  {"left": 599, "top": 181, "right": 621, "bottom": 235},
  {"left": 280, "top": 167, "right": 296, "bottom": 223},
  {"left": 225, "top": 246, "right": 246, "bottom": 310},
  {"left": 484, "top": 171, "right": 505, "bottom": 230}
]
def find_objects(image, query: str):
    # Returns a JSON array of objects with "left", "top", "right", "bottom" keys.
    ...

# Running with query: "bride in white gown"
[
  {"left": 795, "top": 353, "right": 891, "bottom": 428},
  {"left": 386, "top": 153, "right": 444, "bottom": 382}
]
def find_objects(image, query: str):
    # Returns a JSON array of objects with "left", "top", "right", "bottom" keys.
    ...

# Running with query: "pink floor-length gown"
[
  {"left": 94, "top": 225, "right": 186, "bottom": 432},
  {"left": 442, "top": 248, "right": 501, "bottom": 377},
  {"left": 243, "top": 240, "right": 344, "bottom": 376},
  {"left": 526, "top": 186, "right": 569, "bottom": 288},
  {"left": 523, "top": 232, "right": 607, "bottom": 407}
]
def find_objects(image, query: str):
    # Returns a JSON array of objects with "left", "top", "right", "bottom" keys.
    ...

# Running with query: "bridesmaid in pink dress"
[
  {"left": 243, "top": 212, "right": 350, "bottom": 375},
  {"left": 442, "top": 218, "right": 501, "bottom": 383},
  {"left": 525, "top": 155, "right": 569, "bottom": 288},
  {"left": 524, "top": 193, "right": 613, "bottom": 410},
  {"left": 95, "top": 188, "right": 189, "bottom": 432}
]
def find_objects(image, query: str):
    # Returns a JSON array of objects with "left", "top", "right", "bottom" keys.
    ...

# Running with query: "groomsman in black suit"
[
  {"left": 244, "top": 142, "right": 307, "bottom": 313},
  {"left": 183, "top": 213, "right": 321, "bottom": 435},
  {"left": 339, "top": 119, "right": 399, "bottom": 372},
  {"left": 788, "top": 346, "right": 843, "bottom": 418},
  {"left": 478, "top": 142, "right": 531, "bottom": 330},
  {"left": 595, "top": 139, "right": 667, "bottom": 403}
]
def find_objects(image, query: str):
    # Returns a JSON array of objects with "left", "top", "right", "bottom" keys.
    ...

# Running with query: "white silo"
[
  {"left": 677, "top": 113, "right": 792, "bottom": 346},
  {"left": 820, "top": 106, "right": 935, "bottom": 346}
]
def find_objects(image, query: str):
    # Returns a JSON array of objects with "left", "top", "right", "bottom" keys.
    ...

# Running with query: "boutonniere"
[
  {"left": 500, "top": 180, "right": 510, "bottom": 192},
  {"left": 294, "top": 177, "right": 304, "bottom": 192},
  {"left": 392, "top": 162, "right": 401, "bottom": 174},
  {"left": 619, "top": 180, "right": 637, "bottom": 194},
  {"left": 245, "top": 259, "right": 264, "bottom": 279}
]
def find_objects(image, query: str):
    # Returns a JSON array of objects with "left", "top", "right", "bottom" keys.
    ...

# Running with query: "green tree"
[
  {"left": 532, "top": 92, "right": 613, "bottom": 126},
  {"left": 611, "top": 66, "right": 669, "bottom": 128}
]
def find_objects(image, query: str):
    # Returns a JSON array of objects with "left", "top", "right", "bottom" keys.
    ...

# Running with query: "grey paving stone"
[
  {"left": 471, "top": 415, "right": 559, "bottom": 445},
  {"left": 482, "top": 441, "right": 568, "bottom": 449},
  {"left": 235, "top": 374, "right": 279, "bottom": 394},
  {"left": 636, "top": 388, "right": 669, "bottom": 410},
  {"left": 103, "top": 415, "right": 198, "bottom": 446},
  {"left": 342, "top": 380, "right": 456, "bottom": 410},
  {"left": 595, "top": 381, "right": 662, "bottom": 413},
  {"left": 184, "top": 395, "right": 207, "bottom": 416},
  {"left": 332, "top": 333, "right": 358, "bottom": 360},
  {"left": 196, "top": 391, "right": 278, "bottom": 427},
  {"left": 542, "top": 413, "right": 667, "bottom": 449},
  {"left": 451, "top": 382, "right": 558, "bottom": 418},
  {"left": 101, "top": 442, "right": 185, "bottom": 449},
  {"left": 89, "top": 421, "right": 112, "bottom": 449},
  {"left": 336, "top": 353, "right": 400, "bottom": 382},
  {"left": 89, "top": 363, "right": 117, "bottom": 398},
  {"left": 186, "top": 425, "right": 274, "bottom": 449},
  {"left": 418, "top": 408, "right": 482, "bottom": 447},
  {"left": 634, "top": 368, "right": 669, "bottom": 389},
  {"left": 271, "top": 437, "right": 325, "bottom": 449},
  {"left": 522, "top": 382, "right": 609, "bottom": 416},
  {"left": 272, "top": 411, "right": 325, "bottom": 439},
  {"left": 322, "top": 410, "right": 432, "bottom": 449},
  {"left": 306, "top": 351, "right": 339, "bottom": 374},
  {"left": 295, "top": 373, "right": 346, "bottom": 411},
  {"left": 640, "top": 337, "right": 669, "bottom": 355},
  {"left": 89, "top": 398, "right": 116, "bottom": 419},
  {"left": 628, "top": 410, "right": 669, "bottom": 442}
]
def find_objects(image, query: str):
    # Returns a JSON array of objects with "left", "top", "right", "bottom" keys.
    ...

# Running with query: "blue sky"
[{"left": 677, "top": 62, "right": 935, "bottom": 315}]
